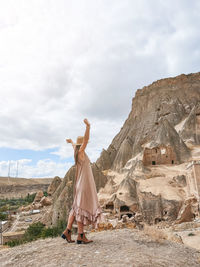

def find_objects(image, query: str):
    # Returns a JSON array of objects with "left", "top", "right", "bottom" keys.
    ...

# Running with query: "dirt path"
[{"left": 0, "top": 228, "right": 200, "bottom": 267}]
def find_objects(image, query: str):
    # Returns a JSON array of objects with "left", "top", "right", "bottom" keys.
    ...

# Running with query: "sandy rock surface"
[{"left": 1, "top": 228, "right": 200, "bottom": 267}]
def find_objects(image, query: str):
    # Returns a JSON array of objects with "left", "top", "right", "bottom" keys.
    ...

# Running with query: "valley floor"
[{"left": 0, "top": 228, "right": 200, "bottom": 267}]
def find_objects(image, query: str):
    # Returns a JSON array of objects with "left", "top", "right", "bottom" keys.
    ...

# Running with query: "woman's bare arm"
[
  {"left": 66, "top": 139, "right": 76, "bottom": 149},
  {"left": 79, "top": 119, "right": 90, "bottom": 152}
]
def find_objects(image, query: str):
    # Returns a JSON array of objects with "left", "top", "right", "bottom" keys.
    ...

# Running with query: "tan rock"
[
  {"left": 34, "top": 191, "right": 44, "bottom": 202},
  {"left": 176, "top": 197, "right": 197, "bottom": 224},
  {"left": 32, "top": 203, "right": 42, "bottom": 209},
  {"left": 40, "top": 196, "right": 52, "bottom": 206},
  {"left": 47, "top": 176, "right": 62, "bottom": 196},
  {"left": 48, "top": 72, "right": 200, "bottom": 226}
]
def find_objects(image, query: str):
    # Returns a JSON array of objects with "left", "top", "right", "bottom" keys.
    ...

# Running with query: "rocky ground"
[{"left": 1, "top": 228, "right": 200, "bottom": 267}]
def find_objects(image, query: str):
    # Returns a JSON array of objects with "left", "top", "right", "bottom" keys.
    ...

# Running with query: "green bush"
[
  {"left": 24, "top": 193, "right": 37, "bottom": 203},
  {"left": 24, "top": 222, "right": 45, "bottom": 241},
  {"left": 6, "top": 219, "right": 67, "bottom": 247},
  {"left": 43, "top": 191, "right": 48, "bottom": 197},
  {"left": 188, "top": 232, "right": 195, "bottom": 236},
  {"left": 0, "top": 212, "right": 8, "bottom": 220},
  {"left": 6, "top": 239, "right": 24, "bottom": 247}
]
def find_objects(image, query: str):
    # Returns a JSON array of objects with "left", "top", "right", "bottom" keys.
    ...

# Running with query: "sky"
[{"left": 0, "top": 0, "right": 200, "bottom": 178}]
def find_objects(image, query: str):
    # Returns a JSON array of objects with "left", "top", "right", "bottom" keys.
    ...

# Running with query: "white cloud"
[
  {"left": 0, "top": 0, "right": 200, "bottom": 177},
  {"left": 0, "top": 159, "right": 71, "bottom": 178}
]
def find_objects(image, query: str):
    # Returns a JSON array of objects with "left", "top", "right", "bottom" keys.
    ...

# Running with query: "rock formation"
[
  {"left": 34, "top": 191, "right": 44, "bottom": 202},
  {"left": 180, "top": 104, "right": 200, "bottom": 144},
  {"left": 47, "top": 176, "right": 62, "bottom": 196},
  {"left": 97, "top": 72, "right": 200, "bottom": 224},
  {"left": 49, "top": 72, "right": 200, "bottom": 226}
]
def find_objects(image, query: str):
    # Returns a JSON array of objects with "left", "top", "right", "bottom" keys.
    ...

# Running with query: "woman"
[{"left": 61, "top": 118, "right": 104, "bottom": 244}]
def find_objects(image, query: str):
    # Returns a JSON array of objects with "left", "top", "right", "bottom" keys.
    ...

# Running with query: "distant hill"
[{"left": 0, "top": 177, "right": 55, "bottom": 199}]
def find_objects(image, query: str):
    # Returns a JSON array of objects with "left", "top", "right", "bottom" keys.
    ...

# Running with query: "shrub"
[
  {"left": 188, "top": 232, "right": 195, "bottom": 236},
  {"left": 0, "top": 212, "right": 8, "bottom": 220},
  {"left": 6, "top": 219, "right": 67, "bottom": 247},
  {"left": 6, "top": 239, "right": 24, "bottom": 247},
  {"left": 43, "top": 191, "right": 48, "bottom": 197},
  {"left": 24, "top": 193, "right": 37, "bottom": 203},
  {"left": 24, "top": 222, "right": 45, "bottom": 241}
]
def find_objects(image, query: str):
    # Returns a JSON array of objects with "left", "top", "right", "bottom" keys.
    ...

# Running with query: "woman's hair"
[{"left": 74, "top": 145, "right": 81, "bottom": 165}]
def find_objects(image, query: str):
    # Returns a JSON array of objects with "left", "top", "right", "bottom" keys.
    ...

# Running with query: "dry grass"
[{"left": 143, "top": 224, "right": 168, "bottom": 243}]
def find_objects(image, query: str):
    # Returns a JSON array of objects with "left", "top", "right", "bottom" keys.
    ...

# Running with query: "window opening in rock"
[
  {"left": 120, "top": 205, "right": 130, "bottom": 212},
  {"left": 172, "top": 160, "right": 174, "bottom": 164},
  {"left": 152, "top": 161, "right": 156, "bottom": 165},
  {"left": 106, "top": 204, "right": 114, "bottom": 210}
]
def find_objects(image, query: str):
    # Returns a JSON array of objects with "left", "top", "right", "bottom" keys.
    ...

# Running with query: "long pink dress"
[{"left": 69, "top": 151, "right": 104, "bottom": 228}]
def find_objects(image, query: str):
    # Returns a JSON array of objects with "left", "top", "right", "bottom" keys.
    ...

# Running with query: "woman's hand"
[
  {"left": 83, "top": 118, "right": 90, "bottom": 127},
  {"left": 66, "top": 138, "right": 72, "bottom": 143}
]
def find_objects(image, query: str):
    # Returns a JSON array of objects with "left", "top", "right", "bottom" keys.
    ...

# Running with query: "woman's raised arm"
[{"left": 79, "top": 119, "right": 90, "bottom": 152}]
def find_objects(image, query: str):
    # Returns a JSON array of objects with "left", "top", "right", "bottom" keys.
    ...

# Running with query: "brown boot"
[
  {"left": 77, "top": 232, "right": 93, "bottom": 244},
  {"left": 61, "top": 229, "right": 75, "bottom": 243}
]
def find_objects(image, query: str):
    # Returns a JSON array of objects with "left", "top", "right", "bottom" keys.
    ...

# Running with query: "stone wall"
[
  {"left": 2, "top": 231, "right": 25, "bottom": 245},
  {"left": 143, "top": 145, "right": 177, "bottom": 166}
]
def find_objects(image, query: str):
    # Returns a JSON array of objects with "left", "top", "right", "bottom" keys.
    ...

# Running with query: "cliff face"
[
  {"left": 50, "top": 72, "right": 200, "bottom": 226},
  {"left": 97, "top": 73, "right": 200, "bottom": 171}
]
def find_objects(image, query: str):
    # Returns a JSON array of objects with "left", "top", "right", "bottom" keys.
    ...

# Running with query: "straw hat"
[{"left": 76, "top": 136, "right": 84, "bottom": 146}]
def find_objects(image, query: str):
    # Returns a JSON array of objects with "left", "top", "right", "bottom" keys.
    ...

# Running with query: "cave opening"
[
  {"left": 152, "top": 161, "right": 156, "bottom": 165},
  {"left": 120, "top": 205, "right": 130, "bottom": 212},
  {"left": 155, "top": 218, "right": 162, "bottom": 224},
  {"left": 105, "top": 203, "right": 114, "bottom": 210},
  {"left": 120, "top": 213, "right": 133, "bottom": 219}
]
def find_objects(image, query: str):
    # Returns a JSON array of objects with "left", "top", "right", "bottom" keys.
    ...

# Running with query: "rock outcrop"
[
  {"left": 47, "top": 176, "right": 62, "bottom": 196},
  {"left": 180, "top": 104, "right": 200, "bottom": 144},
  {"left": 96, "top": 72, "right": 200, "bottom": 224},
  {"left": 34, "top": 191, "right": 44, "bottom": 202},
  {"left": 97, "top": 73, "right": 200, "bottom": 172},
  {"left": 40, "top": 196, "right": 52, "bottom": 206},
  {"left": 50, "top": 72, "right": 200, "bottom": 226}
]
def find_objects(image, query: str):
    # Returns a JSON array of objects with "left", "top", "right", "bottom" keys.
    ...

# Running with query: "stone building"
[
  {"left": 2, "top": 231, "right": 25, "bottom": 245},
  {"left": 143, "top": 145, "right": 177, "bottom": 166}
]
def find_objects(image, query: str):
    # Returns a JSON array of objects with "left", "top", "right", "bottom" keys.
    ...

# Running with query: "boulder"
[
  {"left": 176, "top": 197, "right": 198, "bottom": 224},
  {"left": 40, "top": 196, "right": 52, "bottom": 206},
  {"left": 34, "top": 191, "right": 44, "bottom": 202}
]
